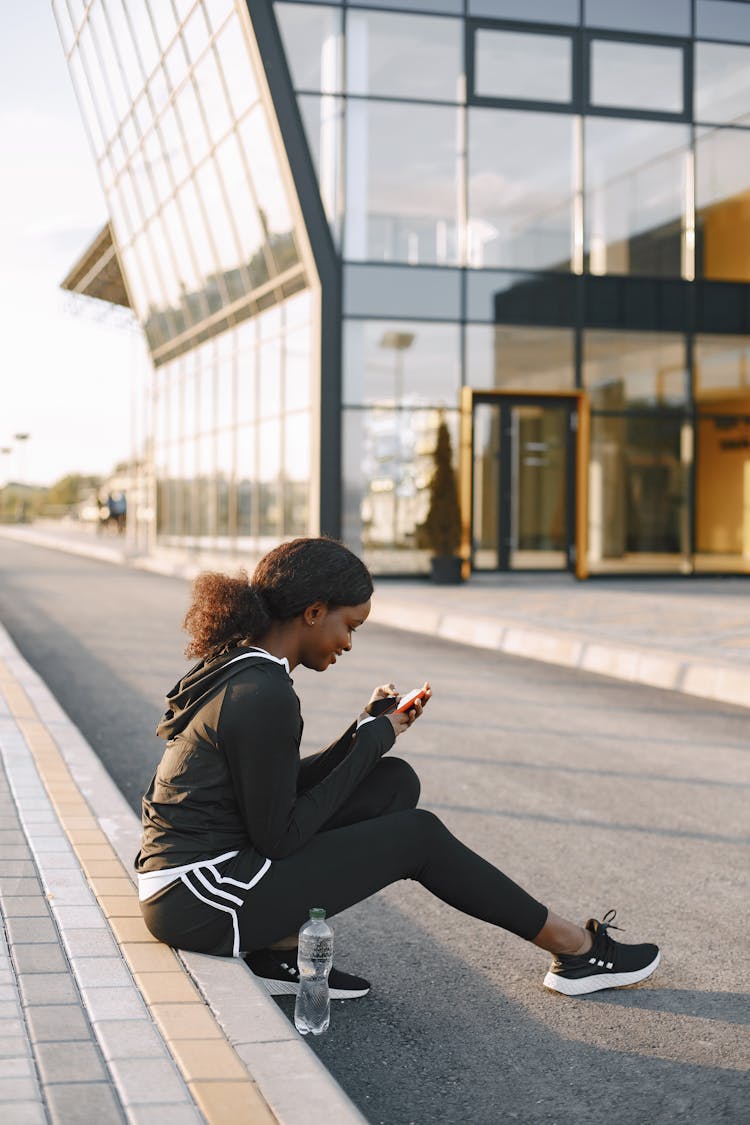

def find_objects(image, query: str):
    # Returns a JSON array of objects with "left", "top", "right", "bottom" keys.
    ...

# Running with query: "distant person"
[
  {"left": 107, "top": 491, "right": 126, "bottom": 535},
  {"left": 135, "top": 537, "right": 660, "bottom": 999}
]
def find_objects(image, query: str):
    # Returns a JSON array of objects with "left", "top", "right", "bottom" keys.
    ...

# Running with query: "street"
[{"left": 0, "top": 537, "right": 748, "bottom": 1124}]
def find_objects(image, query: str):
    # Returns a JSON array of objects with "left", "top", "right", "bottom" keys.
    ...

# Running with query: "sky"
[{"left": 0, "top": 2, "right": 138, "bottom": 487}]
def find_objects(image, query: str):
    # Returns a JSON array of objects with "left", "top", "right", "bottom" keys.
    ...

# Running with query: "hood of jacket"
[{"left": 156, "top": 647, "right": 290, "bottom": 741}]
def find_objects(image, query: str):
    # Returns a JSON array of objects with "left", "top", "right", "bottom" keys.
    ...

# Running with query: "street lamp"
[{"left": 14, "top": 433, "right": 30, "bottom": 484}]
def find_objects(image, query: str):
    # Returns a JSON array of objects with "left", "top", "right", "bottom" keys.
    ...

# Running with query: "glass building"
[{"left": 54, "top": 0, "right": 750, "bottom": 577}]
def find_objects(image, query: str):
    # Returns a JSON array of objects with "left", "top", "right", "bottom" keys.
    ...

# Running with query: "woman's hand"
[{"left": 387, "top": 682, "right": 431, "bottom": 738}]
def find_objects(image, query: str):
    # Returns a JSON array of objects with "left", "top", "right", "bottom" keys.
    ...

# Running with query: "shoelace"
[{"left": 590, "top": 909, "right": 624, "bottom": 963}]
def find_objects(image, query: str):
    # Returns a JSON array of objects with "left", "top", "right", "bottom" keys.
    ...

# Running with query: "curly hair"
[{"left": 183, "top": 537, "right": 373, "bottom": 660}]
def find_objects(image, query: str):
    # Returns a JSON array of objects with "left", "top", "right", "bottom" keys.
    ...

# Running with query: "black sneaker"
[
  {"left": 543, "top": 911, "right": 660, "bottom": 997},
  {"left": 243, "top": 948, "right": 370, "bottom": 999}
]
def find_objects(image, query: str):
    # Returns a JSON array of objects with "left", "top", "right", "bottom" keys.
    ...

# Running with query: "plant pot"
[{"left": 430, "top": 555, "right": 463, "bottom": 585}]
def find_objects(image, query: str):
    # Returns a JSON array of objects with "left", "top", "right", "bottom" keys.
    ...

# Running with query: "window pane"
[
  {"left": 468, "top": 109, "right": 574, "bottom": 271},
  {"left": 695, "top": 335, "right": 750, "bottom": 399},
  {"left": 345, "top": 102, "right": 460, "bottom": 265},
  {"left": 474, "top": 29, "right": 572, "bottom": 105},
  {"left": 214, "top": 15, "right": 260, "bottom": 119},
  {"left": 342, "top": 407, "right": 454, "bottom": 569},
  {"left": 590, "top": 40, "right": 684, "bottom": 114},
  {"left": 584, "top": 0, "right": 690, "bottom": 36},
  {"left": 695, "top": 42, "right": 750, "bottom": 126},
  {"left": 465, "top": 325, "right": 575, "bottom": 392},
  {"left": 585, "top": 118, "right": 689, "bottom": 278},
  {"left": 237, "top": 107, "right": 297, "bottom": 269},
  {"left": 276, "top": 2, "right": 342, "bottom": 93},
  {"left": 344, "top": 320, "right": 460, "bottom": 407},
  {"left": 696, "top": 126, "right": 750, "bottom": 282},
  {"left": 297, "top": 94, "right": 344, "bottom": 240},
  {"left": 346, "top": 10, "right": 461, "bottom": 103},
  {"left": 583, "top": 330, "right": 687, "bottom": 407},
  {"left": 589, "top": 412, "right": 690, "bottom": 572},
  {"left": 350, "top": 0, "right": 460, "bottom": 12},
  {"left": 344, "top": 264, "right": 461, "bottom": 320},
  {"left": 696, "top": 0, "right": 750, "bottom": 44},
  {"left": 469, "top": 0, "right": 578, "bottom": 22}
]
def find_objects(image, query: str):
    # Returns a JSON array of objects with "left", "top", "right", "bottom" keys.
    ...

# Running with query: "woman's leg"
[{"left": 237, "top": 807, "right": 550, "bottom": 953}]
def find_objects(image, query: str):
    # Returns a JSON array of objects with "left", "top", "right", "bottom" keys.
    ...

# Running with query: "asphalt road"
[{"left": 1, "top": 538, "right": 748, "bottom": 1124}]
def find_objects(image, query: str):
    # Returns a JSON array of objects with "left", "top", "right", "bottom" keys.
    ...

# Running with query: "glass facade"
[
  {"left": 53, "top": 0, "right": 318, "bottom": 557},
  {"left": 55, "top": 1, "right": 750, "bottom": 577}
]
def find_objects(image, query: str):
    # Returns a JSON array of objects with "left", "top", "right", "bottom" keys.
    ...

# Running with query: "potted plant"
[{"left": 419, "top": 418, "right": 464, "bottom": 584}]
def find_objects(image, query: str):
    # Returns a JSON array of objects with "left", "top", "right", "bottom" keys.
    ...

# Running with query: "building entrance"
[{"left": 460, "top": 390, "right": 589, "bottom": 578}]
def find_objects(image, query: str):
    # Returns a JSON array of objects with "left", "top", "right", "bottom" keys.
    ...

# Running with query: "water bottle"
[{"left": 294, "top": 908, "right": 333, "bottom": 1036}]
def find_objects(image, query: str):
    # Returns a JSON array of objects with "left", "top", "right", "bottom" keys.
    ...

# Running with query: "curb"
[{"left": 0, "top": 621, "right": 366, "bottom": 1125}]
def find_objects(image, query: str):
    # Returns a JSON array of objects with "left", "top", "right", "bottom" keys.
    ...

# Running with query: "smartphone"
[{"left": 394, "top": 687, "right": 428, "bottom": 714}]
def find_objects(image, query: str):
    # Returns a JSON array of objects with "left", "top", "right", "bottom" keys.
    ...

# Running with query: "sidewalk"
[
  {"left": 4, "top": 521, "right": 750, "bottom": 711},
  {"left": 0, "top": 620, "right": 365, "bottom": 1124}
]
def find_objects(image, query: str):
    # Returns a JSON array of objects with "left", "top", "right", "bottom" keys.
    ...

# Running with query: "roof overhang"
[{"left": 60, "top": 222, "right": 131, "bottom": 309}]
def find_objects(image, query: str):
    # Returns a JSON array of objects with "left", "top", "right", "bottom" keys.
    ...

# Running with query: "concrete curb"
[{"left": 0, "top": 621, "right": 366, "bottom": 1125}]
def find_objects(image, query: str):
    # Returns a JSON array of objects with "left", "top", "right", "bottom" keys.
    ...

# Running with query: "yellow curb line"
[{"left": 1, "top": 677, "right": 278, "bottom": 1125}]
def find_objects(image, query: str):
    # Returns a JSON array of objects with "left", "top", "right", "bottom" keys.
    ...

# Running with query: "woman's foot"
[
  {"left": 543, "top": 911, "right": 660, "bottom": 996},
  {"left": 243, "top": 948, "right": 370, "bottom": 998}
]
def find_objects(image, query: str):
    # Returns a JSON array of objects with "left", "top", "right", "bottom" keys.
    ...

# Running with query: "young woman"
[{"left": 136, "top": 537, "right": 660, "bottom": 998}]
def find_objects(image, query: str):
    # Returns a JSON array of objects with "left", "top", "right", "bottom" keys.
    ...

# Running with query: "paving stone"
[
  {"left": 109, "top": 1056, "right": 188, "bottom": 1105},
  {"left": 125, "top": 1104, "right": 203, "bottom": 1125},
  {"left": 1, "top": 897, "right": 50, "bottom": 918},
  {"left": 0, "top": 1035, "right": 31, "bottom": 1058},
  {"left": 0, "top": 847, "right": 32, "bottom": 861},
  {"left": 61, "top": 929, "right": 119, "bottom": 959},
  {"left": 69, "top": 957, "right": 132, "bottom": 989},
  {"left": 0, "top": 877, "right": 39, "bottom": 895},
  {"left": 51, "top": 906, "right": 106, "bottom": 929},
  {"left": 93, "top": 1018, "right": 168, "bottom": 1061},
  {"left": 0, "top": 1002, "right": 20, "bottom": 1020},
  {"left": 0, "top": 861, "right": 34, "bottom": 878},
  {"left": 11, "top": 944, "right": 67, "bottom": 974},
  {"left": 0, "top": 1100, "right": 46, "bottom": 1123},
  {"left": 0, "top": 831, "right": 26, "bottom": 844},
  {"left": 0, "top": 985, "right": 15, "bottom": 1002},
  {"left": 0, "top": 1055, "right": 34, "bottom": 1078},
  {"left": 25, "top": 1004, "right": 91, "bottom": 1043},
  {"left": 6, "top": 916, "right": 58, "bottom": 944},
  {"left": 18, "top": 972, "right": 78, "bottom": 1006},
  {"left": 0, "top": 1076, "right": 40, "bottom": 1101},
  {"left": 0, "top": 1019, "right": 25, "bottom": 1039},
  {"left": 29, "top": 839, "right": 72, "bottom": 854},
  {"left": 35, "top": 1040, "right": 107, "bottom": 1084},
  {"left": 82, "top": 986, "right": 148, "bottom": 1022},
  {"left": 46, "top": 1081, "right": 123, "bottom": 1125},
  {"left": 34, "top": 853, "right": 78, "bottom": 869}
]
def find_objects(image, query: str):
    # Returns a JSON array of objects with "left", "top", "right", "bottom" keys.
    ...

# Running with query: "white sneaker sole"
[
  {"left": 254, "top": 977, "right": 370, "bottom": 999},
  {"left": 543, "top": 950, "right": 661, "bottom": 996}
]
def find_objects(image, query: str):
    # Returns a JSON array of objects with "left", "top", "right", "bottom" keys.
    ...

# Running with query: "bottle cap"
[{"left": 309, "top": 907, "right": 326, "bottom": 920}]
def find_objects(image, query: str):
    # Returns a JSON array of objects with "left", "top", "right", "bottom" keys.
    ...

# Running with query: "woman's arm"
[{"left": 219, "top": 672, "right": 395, "bottom": 859}]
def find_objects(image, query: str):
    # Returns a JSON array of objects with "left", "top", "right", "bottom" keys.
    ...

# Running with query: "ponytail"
[{"left": 183, "top": 569, "right": 271, "bottom": 659}]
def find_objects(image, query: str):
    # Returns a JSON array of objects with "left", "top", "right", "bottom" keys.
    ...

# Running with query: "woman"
[{"left": 136, "top": 537, "right": 660, "bottom": 999}]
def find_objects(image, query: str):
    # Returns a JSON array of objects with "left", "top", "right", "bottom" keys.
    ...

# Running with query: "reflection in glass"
[
  {"left": 696, "top": 0, "right": 750, "bottom": 44},
  {"left": 298, "top": 94, "right": 344, "bottom": 240},
  {"left": 585, "top": 118, "right": 689, "bottom": 277},
  {"left": 466, "top": 326, "right": 575, "bottom": 392},
  {"left": 583, "top": 331, "right": 687, "bottom": 408},
  {"left": 193, "top": 48, "right": 233, "bottom": 147},
  {"left": 584, "top": 0, "right": 690, "bottom": 36},
  {"left": 695, "top": 43, "right": 750, "bottom": 126},
  {"left": 589, "top": 413, "right": 690, "bottom": 572},
  {"left": 469, "top": 0, "right": 578, "bottom": 21},
  {"left": 472, "top": 403, "right": 500, "bottom": 569},
  {"left": 696, "top": 127, "right": 750, "bottom": 282},
  {"left": 509, "top": 404, "right": 569, "bottom": 570},
  {"left": 345, "top": 101, "right": 459, "bottom": 265},
  {"left": 275, "top": 2, "right": 342, "bottom": 93},
  {"left": 238, "top": 108, "right": 297, "bottom": 270},
  {"left": 468, "top": 109, "right": 574, "bottom": 271},
  {"left": 695, "top": 336, "right": 750, "bottom": 401},
  {"left": 214, "top": 16, "right": 261, "bottom": 119},
  {"left": 284, "top": 412, "right": 311, "bottom": 535},
  {"left": 343, "top": 320, "right": 460, "bottom": 406},
  {"left": 342, "top": 406, "right": 451, "bottom": 571},
  {"left": 696, "top": 409, "right": 750, "bottom": 570},
  {"left": 236, "top": 425, "right": 256, "bottom": 538},
  {"left": 474, "top": 29, "right": 572, "bottom": 105},
  {"left": 590, "top": 40, "right": 684, "bottom": 115},
  {"left": 346, "top": 10, "right": 461, "bottom": 103},
  {"left": 259, "top": 418, "right": 282, "bottom": 537}
]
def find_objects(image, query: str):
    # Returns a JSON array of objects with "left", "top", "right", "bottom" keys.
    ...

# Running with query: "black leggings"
[{"left": 141, "top": 757, "right": 548, "bottom": 957}]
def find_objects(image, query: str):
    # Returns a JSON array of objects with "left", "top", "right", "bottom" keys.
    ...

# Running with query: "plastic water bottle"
[{"left": 294, "top": 908, "right": 333, "bottom": 1036}]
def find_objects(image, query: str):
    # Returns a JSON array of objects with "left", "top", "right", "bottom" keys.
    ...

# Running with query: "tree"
[{"left": 420, "top": 418, "right": 462, "bottom": 558}]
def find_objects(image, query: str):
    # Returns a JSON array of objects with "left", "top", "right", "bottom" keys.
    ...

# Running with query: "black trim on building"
[{"left": 244, "top": 1, "right": 343, "bottom": 539}]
